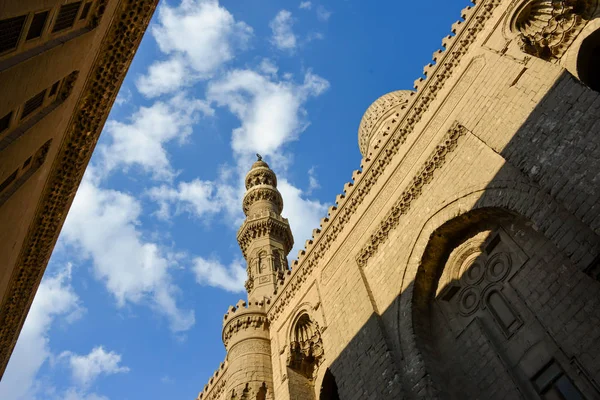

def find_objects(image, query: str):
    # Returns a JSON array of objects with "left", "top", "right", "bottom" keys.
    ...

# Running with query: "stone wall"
[{"left": 265, "top": 0, "right": 600, "bottom": 398}]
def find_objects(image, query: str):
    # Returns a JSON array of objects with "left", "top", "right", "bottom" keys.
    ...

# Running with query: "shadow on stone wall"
[{"left": 316, "top": 71, "right": 600, "bottom": 400}]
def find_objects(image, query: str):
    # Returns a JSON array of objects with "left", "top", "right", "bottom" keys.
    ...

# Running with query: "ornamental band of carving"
[
  {"left": 356, "top": 122, "right": 468, "bottom": 268},
  {"left": 268, "top": 0, "right": 502, "bottom": 322},
  {"left": 0, "top": 0, "right": 159, "bottom": 377}
]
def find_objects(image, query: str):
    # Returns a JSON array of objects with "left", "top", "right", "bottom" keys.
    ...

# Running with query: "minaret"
[{"left": 237, "top": 155, "right": 294, "bottom": 302}]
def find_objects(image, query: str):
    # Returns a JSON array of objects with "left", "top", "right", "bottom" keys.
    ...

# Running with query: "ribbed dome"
[{"left": 358, "top": 90, "right": 412, "bottom": 157}]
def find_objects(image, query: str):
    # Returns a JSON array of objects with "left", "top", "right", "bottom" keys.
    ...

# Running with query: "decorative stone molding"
[
  {"left": 222, "top": 300, "right": 270, "bottom": 348},
  {"left": 355, "top": 122, "right": 468, "bottom": 268},
  {"left": 245, "top": 164, "right": 278, "bottom": 189},
  {"left": 242, "top": 185, "right": 283, "bottom": 215},
  {"left": 511, "top": 0, "right": 599, "bottom": 60},
  {"left": 237, "top": 212, "right": 294, "bottom": 258},
  {"left": 268, "top": 0, "right": 501, "bottom": 323},
  {"left": 358, "top": 90, "right": 413, "bottom": 157},
  {"left": 0, "top": 0, "right": 160, "bottom": 377}
]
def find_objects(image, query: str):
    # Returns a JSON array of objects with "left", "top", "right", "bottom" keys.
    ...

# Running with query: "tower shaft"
[{"left": 238, "top": 159, "right": 294, "bottom": 302}]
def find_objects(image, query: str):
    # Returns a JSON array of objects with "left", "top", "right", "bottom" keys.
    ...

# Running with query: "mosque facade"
[{"left": 196, "top": 0, "right": 600, "bottom": 399}]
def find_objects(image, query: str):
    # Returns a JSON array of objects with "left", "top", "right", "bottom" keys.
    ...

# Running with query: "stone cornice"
[
  {"left": 267, "top": 0, "right": 501, "bottom": 322},
  {"left": 237, "top": 212, "right": 294, "bottom": 257},
  {"left": 0, "top": 0, "right": 159, "bottom": 377}
]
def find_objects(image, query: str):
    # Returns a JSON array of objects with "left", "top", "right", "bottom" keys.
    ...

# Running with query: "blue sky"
[{"left": 0, "top": 1, "right": 471, "bottom": 399}]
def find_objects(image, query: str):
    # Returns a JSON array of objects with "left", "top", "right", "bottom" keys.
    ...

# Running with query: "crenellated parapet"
[
  {"left": 196, "top": 361, "right": 228, "bottom": 400},
  {"left": 222, "top": 300, "right": 270, "bottom": 350}
]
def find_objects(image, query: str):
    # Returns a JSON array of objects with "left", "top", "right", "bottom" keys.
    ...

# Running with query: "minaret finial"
[{"left": 256, "top": 153, "right": 262, "bottom": 161}]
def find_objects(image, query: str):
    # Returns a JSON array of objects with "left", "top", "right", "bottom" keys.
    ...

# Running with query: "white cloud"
[
  {"left": 307, "top": 166, "right": 320, "bottom": 194},
  {"left": 270, "top": 10, "right": 297, "bottom": 51},
  {"left": 278, "top": 179, "right": 328, "bottom": 257},
  {"left": 192, "top": 257, "right": 246, "bottom": 292},
  {"left": 316, "top": 5, "right": 332, "bottom": 21},
  {"left": 207, "top": 69, "right": 329, "bottom": 157},
  {"left": 114, "top": 87, "right": 132, "bottom": 107},
  {"left": 148, "top": 178, "right": 238, "bottom": 222},
  {"left": 61, "top": 347, "right": 129, "bottom": 387},
  {"left": 0, "top": 264, "right": 84, "bottom": 400},
  {"left": 258, "top": 58, "right": 278, "bottom": 77},
  {"left": 62, "top": 390, "right": 109, "bottom": 400},
  {"left": 137, "top": 0, "right": 252, "bottom": 97},
  {"left": 60, "top": 171, "right": 195, "bottom": 333},
  {"left": 99, "top": 95, "right": 212, "bottom": 180},
  {"left": 299, "top": 1, "right": 312, "bottom": 10},
  {"left": 136, "top": 57, "right": 189, "bottom": 98}
]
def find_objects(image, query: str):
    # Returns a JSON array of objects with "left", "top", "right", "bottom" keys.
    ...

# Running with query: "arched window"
[
  {"left": 577, "top": 28, "right": 600, "bottom": 92},
  {"left": 257, "top": 251, "right": 266, "bottom": 274}
]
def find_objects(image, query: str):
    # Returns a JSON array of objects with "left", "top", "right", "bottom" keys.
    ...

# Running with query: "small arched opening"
[
  {"left": 319, "top": 369, "right": 340, "bottom": 400},
  {"left": 577, "top": 28, "right": 600, "bottom": 91}
]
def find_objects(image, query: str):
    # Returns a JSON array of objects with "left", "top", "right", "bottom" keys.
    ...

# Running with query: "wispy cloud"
[
  {"left": 99, "top": 95, "right": 213, "bottom": 180},
  {"left": 60, "top": 347, "right": 129, "bottom": 387},
  {"left": 137, "top": 0, "right": 253, "bottom": 97},
  {"left": 0, "top": 264, "right": 123, "bottom": 400},
  {"left": 192, "top": 257, "right": 246, "bottom": 292},
  {"left": 307, "top": 166, "right": 320, "bottom": 194},
  {"left": 0, "top": 263, "right": 83, "bottom": 400},
  {"left": 299, "top": 1, "right": 312, "bottom": 10},
  {"left": 269, "top": 10, "right": 297, "bottom": 51},
  {"left": 207, "top": 68, "right": 329, "bottom": 157},
  {"left": 316, "top": 5, "right": 332, "bottom": 22},
  {"left": 148, "top": 177, "right": 238, "bottom": 222},
  {"left": 61, "top": 171, "right": 195, "bottom": 333}
]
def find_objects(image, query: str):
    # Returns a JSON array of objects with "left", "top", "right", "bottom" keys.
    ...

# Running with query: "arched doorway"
[
  {"left": 577, "top": 28, "right": 600, "bottom": 92},
  {"left": 319, "top": 369, "right": 340, "bottom": 400},
  {"left": 412, "top": 211, "right": 600, "bottom": 399}
]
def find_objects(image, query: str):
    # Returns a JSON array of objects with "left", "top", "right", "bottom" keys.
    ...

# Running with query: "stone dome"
[{"left": 358, "top": 90, "right": 413, "bottom": 157}]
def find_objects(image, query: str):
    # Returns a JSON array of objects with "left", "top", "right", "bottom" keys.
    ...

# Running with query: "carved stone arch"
[
  {"left": 396, "top": 184, "right": 600, "bottom": 398},
  {"left": 505, "top": 0, "right": 599, "bottom": 60},
  {"left": 287, "top": 312, "right": 324, "bottom": 379}
]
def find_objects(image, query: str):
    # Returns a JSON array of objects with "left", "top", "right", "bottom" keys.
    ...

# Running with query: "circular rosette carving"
[
  {"left": 458, "top": 286, "right": 481, "bottom": 316},
  {"left": 485, "top": 252, "right": 511, "bottom": 282}
]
